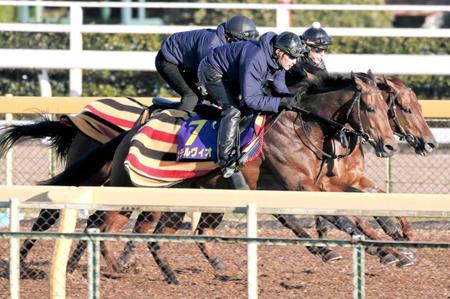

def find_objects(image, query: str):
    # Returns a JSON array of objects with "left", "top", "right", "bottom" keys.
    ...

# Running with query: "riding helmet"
[
  {"left": 274, "top": 31, "right": 306, "bottom": 58},
  {"left": 224, "top": 15, "right": 259, "bottom": 41},
  {"left": 302, "top": 22, "right": 332, "bottom": 50}
]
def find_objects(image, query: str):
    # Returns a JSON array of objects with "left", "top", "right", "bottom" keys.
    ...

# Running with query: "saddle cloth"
[
  {"left": 124, "top": 109, "right": 265, "bottom": 187},
  {"left": 62, "top": 97, "right": 148, "bottom": 144}
]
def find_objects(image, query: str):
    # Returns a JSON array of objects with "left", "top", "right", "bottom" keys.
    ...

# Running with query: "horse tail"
[
  {"left": 0, "top": 116, "right": 77, "bottom": 160},
  {"left": 39, "top": 130, "right": 128, "bottom": 186}
]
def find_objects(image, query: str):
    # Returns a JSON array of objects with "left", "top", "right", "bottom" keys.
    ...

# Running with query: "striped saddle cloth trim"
[{"left": 63, "top": 97, "right": 148, "bottom": 144}]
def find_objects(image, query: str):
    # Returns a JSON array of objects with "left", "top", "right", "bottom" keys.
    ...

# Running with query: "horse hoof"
[
  {"left": 399, "top": 248, "right": 415, "bottom": 260},
  {"left": 321, "top": 250, "right": 342, "bottom": 263},
  {"left": 380, "top": 253, "right": 399, "bottom": 266},
  {"left": 366, "top": 246, "right": 379, "bottom": 256},
  {"left": 210, "top": 256, "right": 226, "bottom": 271},
  {"left": 396, "top": 256, "right": 414, "bottom": 268}
]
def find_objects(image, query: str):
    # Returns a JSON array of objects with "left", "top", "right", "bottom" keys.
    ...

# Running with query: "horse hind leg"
[
  {"left": 99, "top": 211, "right": 132, "bottom": 274},
  {"left": 21, "top": 209, "right": 60, "bottom": 264},
  {"left": 195, "top": 213, "right": 225, "bottom": 271},
  {"left": 117, "top": 211, "right": 161, "bottom": 271},
  {"left": 147, "top": 212, "right": 185, "bottom": 285},
  {"left": 67, "top": 210, "right": 108, "bottom": 273}
]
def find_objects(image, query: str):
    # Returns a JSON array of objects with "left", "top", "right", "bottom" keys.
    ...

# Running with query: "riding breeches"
[
  {"left": 197, "top": 59, "right": 242, "bottom": 168},
  {"left": 155, "top": 51, "right": 199, "bottom": 111}
]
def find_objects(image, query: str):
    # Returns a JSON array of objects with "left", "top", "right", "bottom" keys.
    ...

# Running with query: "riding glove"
[{"left": 278, "top": 96, "right": 297, "bottom": 111}]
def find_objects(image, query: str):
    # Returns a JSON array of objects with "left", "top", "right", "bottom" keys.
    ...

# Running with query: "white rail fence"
[
  {"left": 2, "top": 186, "right": 450, "bottom": 298},
  {"left": 0, "top": 1, "right": 449, "bottom": 96}
]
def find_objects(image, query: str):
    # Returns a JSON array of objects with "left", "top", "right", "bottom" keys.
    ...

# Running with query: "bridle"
[
  {"left": 290, "top": 88, "right": 383, "bottom": 160},
  {"left": 386, "top": 87, "right": 417, "bottom": 147}
]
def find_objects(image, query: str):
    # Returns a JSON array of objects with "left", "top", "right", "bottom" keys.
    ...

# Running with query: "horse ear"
[
  {"left": 305, "top": 71, "right": 315, "bottom": 81},
  {"left": 352, "top": 72, "right": 364, "bottom": 91},
  {"left": 367, "top": 69, "right": 374, "bottom": 79}
]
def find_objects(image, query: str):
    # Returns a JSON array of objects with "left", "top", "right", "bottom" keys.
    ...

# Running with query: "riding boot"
[{"left": 217, "top": 106, "right": 241, "bottom": 178}]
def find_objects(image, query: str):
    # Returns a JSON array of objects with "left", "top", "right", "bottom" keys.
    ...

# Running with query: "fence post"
[
  {"left": 352, "top": 235, "right": 365, "bottom": 299},
  {"left": 276, "top": 0, "right": 291, "bottom": 30},
  {"left": 49, "top": 208, "right": 78, "bottom": 299},
  {"left": 9, "top": 198, "right": 20, "bottom": 299},
  {"left": 87, "top": 228, "right": 100, "bottom": 299},
  {"left": 247, "top": 203, "right": 258, "bottom": 299},
  {"left": 385, "top": 157, "right": 392, "bottom": 193},
  {"left": 69, "top": 3, "right": 83, "bottom": 96}
]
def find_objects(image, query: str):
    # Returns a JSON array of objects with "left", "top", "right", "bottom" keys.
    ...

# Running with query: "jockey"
[
  {"left": 285, "top": 22, "right": 332, "bottom": 86},
  {"left": 197, "top": 31, "right": 306, "bottom": 182},
  {"left": 155, "top": 15, "right": 259, "bottom": 111}
]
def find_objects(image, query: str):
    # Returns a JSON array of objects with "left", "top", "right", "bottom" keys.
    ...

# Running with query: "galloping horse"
[
  {"left": 43, "top": 72, "right": 399, "bottom": 284},
  {"left": 113, "top": 73, "right": 437, "bottom": 271},
  {"left": 0, "top": 73, "right": 435, "bottom": 276}
]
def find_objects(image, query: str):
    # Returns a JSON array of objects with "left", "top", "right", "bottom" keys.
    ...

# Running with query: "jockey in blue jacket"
[
  {"left": 155, "top": 15, "right": 259, "bottom": 111},
  {"left": 197, "top": 31, "right": 306, "bottom": 182}
]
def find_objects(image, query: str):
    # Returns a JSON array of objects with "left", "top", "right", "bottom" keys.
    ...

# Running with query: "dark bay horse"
[{"left": 43, "top": 72, "right": 399, "bottom": 284}]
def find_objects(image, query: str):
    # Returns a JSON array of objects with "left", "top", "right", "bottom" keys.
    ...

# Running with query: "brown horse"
[
  {"left": 307, "top": 75, "right": 437, "bottom": 267},
  {"left": 44, "top": 72, "right": 398, "bottom": 284},
  {"left": 0, "top": 74, "right": 433, "bottom": 276}
]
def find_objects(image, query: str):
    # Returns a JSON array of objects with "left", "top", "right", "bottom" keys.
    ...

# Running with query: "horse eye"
[
  {"left": 401, "top": 107, "right": 412, "bottom": 114},
  {"left": 367, "top": 107, "right": 376, "bottom": 113}
]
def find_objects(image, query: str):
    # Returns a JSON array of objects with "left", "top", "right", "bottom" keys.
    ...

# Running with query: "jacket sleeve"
[
  {"left": 272, "top": 71, "right": 292, "bottom": 97},
  {"left": 240, "top": 48, "right": 281, "bottom": 113}
]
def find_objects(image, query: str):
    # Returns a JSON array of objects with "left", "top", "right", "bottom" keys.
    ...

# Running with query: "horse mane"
[{"left": 295, "top": 71, "right": 375, "bottom": 96}]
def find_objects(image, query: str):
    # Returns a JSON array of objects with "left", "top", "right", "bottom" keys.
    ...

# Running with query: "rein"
[{"left": 290, "top": 89, "right": 375, "bottom": 160}]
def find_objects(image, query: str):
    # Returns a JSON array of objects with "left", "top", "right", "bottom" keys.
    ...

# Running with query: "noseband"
[{"left": 386, "top": 88, "right": 417, "bottom": 147}]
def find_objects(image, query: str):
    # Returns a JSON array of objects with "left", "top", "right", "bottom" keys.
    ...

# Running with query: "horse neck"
[{"left": 301, "top": 87, "right": 356, "bottom": 127}]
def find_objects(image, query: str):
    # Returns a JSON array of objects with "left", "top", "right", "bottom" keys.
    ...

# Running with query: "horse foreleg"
[
  {"left": 117, "top": 211, "right": 161, "bottom": 270},
  {"left": 148, "top": 212, "right": 184, "bottom": 285},
  {"left": 352, "top": 216, "right": 404, "bottom": 266},
  {"left": 195, "top": 213, "right": 225, "bottom": 271},
  {"left": 21, "top": 209, "right": 60, "bottom": 264},
  {"left": 397, "top": 216, "right": 413, "bottom": 240},
  {"left": 274, "top": 214, "right": 342, "bottom": 263}
]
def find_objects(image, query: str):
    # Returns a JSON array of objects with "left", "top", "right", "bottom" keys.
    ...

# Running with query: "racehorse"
[
  {"left": 42, "top": 72, "right": 399, "bottom": 284},
  {"left": 312, "top": 75, "right": 437, "bottom": 266},
  {"left": 112, "top": 74, "right": 437, "bottom": 271},
  {"left": 0, "top": 73, "right": 435, "bottom": 276}
]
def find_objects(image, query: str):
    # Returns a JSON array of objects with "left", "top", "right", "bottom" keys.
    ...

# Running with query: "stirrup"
[{"left": 221, "top": 164, "right": 236, "bottom": 178}]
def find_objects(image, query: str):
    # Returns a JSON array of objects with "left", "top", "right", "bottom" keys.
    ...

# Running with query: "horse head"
[
  {"left": 381, "top": 76, "right": 438, "bottom": 156},
  {"left": 348, "top": 71, "right": 398, "bottom": 157}
]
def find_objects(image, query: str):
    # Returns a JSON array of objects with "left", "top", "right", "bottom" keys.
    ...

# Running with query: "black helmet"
[
  {"left": 302, "top": 22, "right": 332, "bottom": 50},
  {"left": 274, "top": 31, "right": 306, "bottom": 58},
  {"left": 225, "top": 15, "right": 259, "bottom": 41}
]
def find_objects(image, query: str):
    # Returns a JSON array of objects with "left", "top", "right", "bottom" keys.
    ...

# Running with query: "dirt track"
[{"left": 0, "top": 223, "right": 449, "bottom": 299}]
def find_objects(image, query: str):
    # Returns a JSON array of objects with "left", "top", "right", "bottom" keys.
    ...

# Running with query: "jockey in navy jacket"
[
  {"left": 160, "top": 23, "right": 228, "bottom": 72},
  {"left": 205, "top": 32, "right": 291, "bottom": 113},
  {"left": 155, "top": 16, "right": 258, "bottom": 112},
  {"left": 198, "top": 31, "right": 305, "bottom": 182}
]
